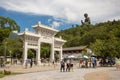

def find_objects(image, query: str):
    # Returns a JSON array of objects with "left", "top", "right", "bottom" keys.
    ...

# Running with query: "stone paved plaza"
[{"left": 0, "top": 67, "right": 116, "bottom": 80}]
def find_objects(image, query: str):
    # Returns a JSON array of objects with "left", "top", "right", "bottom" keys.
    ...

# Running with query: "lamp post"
[
  {"left": 4, "top": 42, "right": 7, "bottom": 61},
  {"left": 9, "top": 50, "right": 11, "bottom": 57},
  {"left": 9, "top": 50, "right": 12, "bottom": 64},
  {"left": 32, "top": 53, "right": 35, "bottom": 65}
]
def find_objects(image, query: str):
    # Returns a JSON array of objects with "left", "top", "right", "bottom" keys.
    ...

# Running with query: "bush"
[
  {"left": 0, "top": 61, "right": 2, "bottom": 64},
  {"left": 0, "top": 71, "right": 4, "bottom": 78},
  {"left": 0, "top": 71, "right": 3, "bottom": 74},
  {"left": 0, "top": 70, "right": 21, "bottom": 78},
  {"left": 5, "top": 61, "right": 10, "bottom": 64},
  {"left": 0, "top": 74, "right": 5, "bottom": 78},
  {"left": 4, "top": 70, "right": 11, "bottom": 75}
]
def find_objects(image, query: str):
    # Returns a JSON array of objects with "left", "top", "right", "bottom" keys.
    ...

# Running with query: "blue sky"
[
  {"left": 0, "top": 7, "right": 74, "bottom": 32},
  {"left": 0, "top": 0, "right": 120, "bottom": 32}
]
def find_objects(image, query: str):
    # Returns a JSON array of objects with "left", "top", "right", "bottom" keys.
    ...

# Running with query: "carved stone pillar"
[
  {"left": 59, "top": 46, "right": 63, "bottom": 61},
  {"left": 50, "top": 38, "right": 55, "bottom": 62},
  {"left": 36, "top": 38, "right": 41, "bottom": 65},
  {"left": 23, "top": 41, "right": 28, "bottom": 65}
]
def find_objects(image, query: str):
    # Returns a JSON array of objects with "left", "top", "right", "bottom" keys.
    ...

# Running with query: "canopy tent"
[
  {"left": 83, "top": 55, "right": 89, "bottom": 59},
  {"left": 91, "top": 53, "right": 97, "bottom": 57},
  {"left": 67, "top": 55, "right": 76, "bottom": 58}
]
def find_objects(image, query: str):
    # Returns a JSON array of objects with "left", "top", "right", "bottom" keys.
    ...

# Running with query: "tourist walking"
[
  {"left": 60, "top": 60, "right": 65, "bottom": 72},
  {"left": 70, "top": 59, "right": 73, "bottom": 71},
  {"left": 66, "top": 59, "right": 70, "bottom": 72},
  {"left": 91, "top": 57, "right": 96, "bottom": 68},
  {"left": 85, "top": 59, "right": 88, "bottom": 68},
  {"left": 30, "top": 58, "right": 33, "bottom": 68},
  {"left": 79, "top": 60, "right": 83, "bottom": 68},
  {"left": 115, "top": 56, "right": 120, "bottom": 70}
]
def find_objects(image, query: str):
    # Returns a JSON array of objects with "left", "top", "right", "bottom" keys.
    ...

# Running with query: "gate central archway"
[{"left": 19, "top": 22, "right": 66, "bottom": 65}]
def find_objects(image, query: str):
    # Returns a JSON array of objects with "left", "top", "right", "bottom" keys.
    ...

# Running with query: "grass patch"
[
  {"left": 11, "top": 72, "right": 22, "bottom": 75},
  {"left": 0, "top": 74, "right": 5, "bottom": 78},
  {"left": 0, "top": 70, "right": 22, "bottom": 78}
]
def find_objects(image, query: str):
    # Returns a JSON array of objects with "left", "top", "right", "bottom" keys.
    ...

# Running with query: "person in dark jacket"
[{"left": 60, "top": 60, "right": 65, "bottom": 72}]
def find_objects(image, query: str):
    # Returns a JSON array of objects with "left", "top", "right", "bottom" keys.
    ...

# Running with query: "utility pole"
[
  {"left": 4, "top": 42, "right": 7, "bottom": 61},
  {"left": 9, "top": 50, "right": 12, "bottom": 64}
]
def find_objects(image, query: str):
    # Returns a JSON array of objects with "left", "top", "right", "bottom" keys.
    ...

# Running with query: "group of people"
[
  {"left": 60, "top": 59, "right": 73, "bottom": 72},
  {"left": 79, "top": 56, "right": 120, "bottom": 70},
  {"left": 99, "top": 58, "right": 115, "bottom": 67},
  {"left": 79, "top": 57, "right": 97, "bottom": 68}
]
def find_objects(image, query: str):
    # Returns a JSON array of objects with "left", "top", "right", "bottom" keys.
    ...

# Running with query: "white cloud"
[
  {"left": 0, "top": 0, "right": 120, "bottom": 24},
  {"left": 48, "top": 19, "right": 52, "bottom": 23},
  {"left": 51, "top": 21, "right": 62, "bottom": 28}
]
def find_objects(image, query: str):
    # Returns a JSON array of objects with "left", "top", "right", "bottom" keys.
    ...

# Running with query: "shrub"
[
  {"left": 0, "top": 71, "right": 3, "bottom": 74},
  {"left": 0, "top": 74, "right": 5, "bottom": 78},
  {"left": 5, "top": 61, "right": 10, "bottom": 64},
  {"left": 4, "top": 70, "right": 11, "bottom": 75},
  {"left": 0, "top": 71, "right": 4, "bottom": 78}
]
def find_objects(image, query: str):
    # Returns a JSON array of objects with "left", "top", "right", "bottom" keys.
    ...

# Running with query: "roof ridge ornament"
[
  {"left": 38, "top": 21, "right": 41, "bottom": 26},
  {"left": 59, "top": 36, "right": 62, "bottom": 39},
  {"left": 25, "top": 28, "right": 28, "bottom": 32},
  {"left": 51, "top": 26, "right": 54, "bottom": 29}
]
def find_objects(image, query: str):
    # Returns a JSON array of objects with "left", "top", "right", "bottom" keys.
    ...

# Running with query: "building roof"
[
  {"left": 63, "top": 46, "right": 87, "bottom": 51},
  {"left": 32, "top": 22, "right": 58, "bottom": 32},
  {"left": 18, "top": 30, "right": 40, "bottom": 38},
  {"left": 54, "top": 37, "right": 66, "bottom": 43}
]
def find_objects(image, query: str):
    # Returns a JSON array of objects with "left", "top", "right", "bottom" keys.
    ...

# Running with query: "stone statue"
[{"left": 81, "top": 13, "right": 91, "bottom": 25}]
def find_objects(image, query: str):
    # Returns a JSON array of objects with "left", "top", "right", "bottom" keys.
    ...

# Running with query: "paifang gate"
[{"left": 19, "top": 21, "right": 66, "bottom": 65}]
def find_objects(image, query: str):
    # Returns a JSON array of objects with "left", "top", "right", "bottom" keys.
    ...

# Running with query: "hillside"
[{"left": 56, "top": 20, "right": 120, "bottom": 57}]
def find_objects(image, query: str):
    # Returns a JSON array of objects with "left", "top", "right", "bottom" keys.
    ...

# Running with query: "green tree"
[
  {"left": 41, "top": 43, "right": 50, "bottom": 58},
  {"left": 0, "top": 16, "right": 20, "bottom": 43},
  {"left": 0, "top": 16, "right": 20, "bottom": 32},
  {"left": 0, "top": 38, "right": 22, "bottom": 58},
  {"left": 90, "top": 39, "right": 107, "bottom": 58},
  {"left": 0, "top": 28, "right": 10, "bottom": 42}
]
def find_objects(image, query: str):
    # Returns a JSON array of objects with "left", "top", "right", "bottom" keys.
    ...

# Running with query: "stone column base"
[
  {"left": 36, "top": 60, "right": 41, "bottom": 66},
  {"left": 22, "top": 60, "right": 27, "bottom": 66}
]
